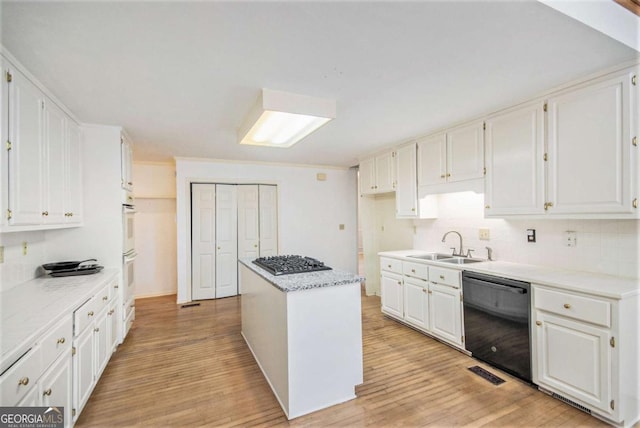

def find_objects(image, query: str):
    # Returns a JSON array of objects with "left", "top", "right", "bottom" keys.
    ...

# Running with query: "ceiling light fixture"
[{"left": 238, "top": 89, "right": 336, "bottom": 148}]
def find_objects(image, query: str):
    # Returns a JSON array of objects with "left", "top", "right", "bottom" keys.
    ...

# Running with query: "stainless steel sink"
[
  {"left": 438, "top": 257, "right": 484, "bottom": 265},
  {"left": 407, "top": 253, "right": 453, "bottom": 261}
]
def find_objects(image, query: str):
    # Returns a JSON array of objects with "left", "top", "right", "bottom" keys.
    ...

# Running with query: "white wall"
[
  {"left": 360, "top": 193, "right": 413, "bottom": 295},
  {"left": 175, "top": 158, "right": 358, "bottom": 303},
  {"left": 133, "top": 162, "right": 177, "bottom": 298},
  {"left": 412, "top": 192, "right": 640, "bottom": 279},
  {"left": 0, "top": 231, "right": 47, "bottom": 291}
]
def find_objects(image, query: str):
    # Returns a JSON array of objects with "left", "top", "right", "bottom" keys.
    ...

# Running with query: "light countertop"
[
  {"left": 1, "top": 269, "right": 119, "bottom": 373},
  {"left": 239, "top": 259, "right": 363, "bottom": 293},
  {"left": 379, "top": 250, "right": 640, "bottom": 300}
]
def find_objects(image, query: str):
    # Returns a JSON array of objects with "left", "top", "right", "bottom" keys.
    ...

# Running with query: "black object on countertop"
[
  {"left": 42, "top": 258, "right": 97, "bottom": 271},
  {"left": 49, "top": 265, "right": 104, "bottom": 277},
  {"left": 253, "top": 255, "right": 332, "bottom": 276}
]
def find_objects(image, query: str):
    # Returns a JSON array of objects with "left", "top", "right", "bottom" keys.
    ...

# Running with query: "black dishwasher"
[{"left": 462, "top": 271, "right": 531, "bottom": 382}]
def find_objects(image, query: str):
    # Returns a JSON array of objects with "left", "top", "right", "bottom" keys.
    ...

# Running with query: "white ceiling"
[{"left": 1, "top": 1, "right": 638, "bottom": 167}]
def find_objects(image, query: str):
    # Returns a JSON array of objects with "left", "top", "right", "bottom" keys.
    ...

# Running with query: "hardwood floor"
[{"left": 76, "top": 289, "right": 605, "bottom": 427}]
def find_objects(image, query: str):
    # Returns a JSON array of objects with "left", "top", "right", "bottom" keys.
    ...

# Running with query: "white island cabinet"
[{"left": 239, "top": 260, "right": 364, "bottom": 420}]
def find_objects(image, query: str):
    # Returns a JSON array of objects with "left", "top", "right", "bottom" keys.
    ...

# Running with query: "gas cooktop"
[{"left": 253, "top": 255, "right": 332, "bottom": 276}]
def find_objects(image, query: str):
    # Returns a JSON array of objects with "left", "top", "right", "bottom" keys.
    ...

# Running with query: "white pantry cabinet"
[
  {"left": 1, "top": 59, "right": 83, "bottom": 231},
  {"left": 546, "top": 68, "right": 638, "bottom": 216},
  {"left": 359, "top": 151, "right": 396, "bottom": 195},
  {"left": 533, "top": 285, "right": 640, "bottom": 426},
  {"left": 484, "top": 101, "right": 546, "bottom": 216}
]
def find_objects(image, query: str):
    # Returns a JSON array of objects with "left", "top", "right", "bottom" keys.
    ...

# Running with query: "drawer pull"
[
  {"left": 563, "top": 303, "right": 571, "bottom": 309},
  {"left": 43, "top": 388, "right": 52, "bottom": 396},
  {"left": 88, "top": 311, "right": 94, "bottom": 317},
  {"left": 397, "top": 281, "right": 402, "bottom": 285},
  {"left": 57, "top": 337, "right": 66, "bottom": 344},
  {"left": 103, "top": 296, "right": 108, "bottom": 301},
  {"left": 114, "top": 285, "right": 119, "bottom": 289},
  {"left": 411, "top": 269, "right": 415, "bottom": 273},
  {"left": 439, "top": 275, "right": 445, "bottom": 280},
  {"left": 387, "top": 265, "right": 391, "bottom": 268},
  {"left": 94, "top": 327, "right": 100, "bottom": 332},
  {"left": 18, "top": 377, "right": 29, "bottom": 386}
]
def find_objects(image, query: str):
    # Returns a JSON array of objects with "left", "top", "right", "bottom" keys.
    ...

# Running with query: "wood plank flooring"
[{"left": 76, "top": 289, "right": 606, "bottom": 427}]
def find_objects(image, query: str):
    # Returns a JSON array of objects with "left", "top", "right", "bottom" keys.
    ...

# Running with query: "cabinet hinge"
[
  {"left": 6, "top": 209, "right": 12, "bottom": 220},
  {"left": 632, "top": 75, "right": 637, "bottom": 86},
  {"left": 6, "top": 140, "right": 11, "bottom": 151},
  {"left": 610, "top": 337, "right": 616, "bottom": 348},
  {"left": 72, "top": 409, "right": 76, "bottom": 417},
  {"left": 483, "top": 122, "right": 486, "bottom": 131},
  {"left": 72, "top": 346, "right": 76, "bottom": 356},
  {"left": 461, "top": 335, "right": 465, "bottom": 343},
  {"left": 543, "top": 102, "right": 548, "bottom": 112},
  {"left": 392, "top": 151, "right": 395, "bottom": 158},
  {"left": 483, "top": 167, "right": 486, "bottom": 175},
  {"left": 633, "top": 136, "right": 637, "bottom": 147},
  {"left": 5, "top": 71, "right": 12, "bottom": 83},
  {"left": 543, "top": 153, "right": 548, "bottom": 162},
  {"left": 610, "top": 400, "right": 615, "bottom": 410},
  {"left": 459, "top": 294, "right": 463, "bottom": 302}
]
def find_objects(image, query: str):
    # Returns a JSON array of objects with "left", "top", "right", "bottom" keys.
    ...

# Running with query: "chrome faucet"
[{"left": 442, "top": 230, "right": 464, "bottom": 257}]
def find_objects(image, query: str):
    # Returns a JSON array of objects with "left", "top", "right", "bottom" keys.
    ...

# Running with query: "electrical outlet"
[
  {"left": 479, "top": 228, "right": 490, "bottom": 240},
  {"left": 527, "top": 229, "right": 536, "bottom": 243},
  {"left": 22, "top": 241, "right": 27, "bottom": 256},
  {"left": 566, "top": 231, "right": 577, "bottom": 247},
  {"left": 0, "top": 246, "right": 4, "bottom": 263}
]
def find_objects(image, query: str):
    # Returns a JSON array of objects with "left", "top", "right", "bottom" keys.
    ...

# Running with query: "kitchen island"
[{"left": 238, "top": 259, "right": 364, "bottom": 420}]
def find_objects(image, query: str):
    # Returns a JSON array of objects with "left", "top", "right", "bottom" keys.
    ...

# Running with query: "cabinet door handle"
[
  {"left": 536, "top": 321, "right": 542, "bottom": 326},
  {"left": 563, "top": 303, "right": 571, "bottom": 309},
  {"left": 94, "top": 327, "right": 100, "bottom": 332},
  {"left": 57, "top": 337, "right": 66, "bottom": 344},
  {"left": 440, "top": 174, "right": 445, "bottom": 179},
  {"left": 387, "top": 265, "right": 391, "bottom": 268},
  {"left": 103, "top": 296, "right": 108, "bottom": 301},
  {"left": 439, "top": 275, "right": 445, "bottom": 280},
  {"left": 18, "top": 377, "right": 29, "bottom": 386},
  {"left": 397, "top": 281, "right": 402, "bottom": 285},
  {"left": 114, "top": 285, "right": 119, "bottom": 289},
  {"left": 42, "top": 211, "right": 49, "bottom": 216},
  {"left": 88, "top": 311, "right": 94, "bottom": 317},
  {"left": 411, "top": 269, "right": 415, "bottom": 273},
  {"left": 43, "top": 388, "right": 52, "bottom": 396}
]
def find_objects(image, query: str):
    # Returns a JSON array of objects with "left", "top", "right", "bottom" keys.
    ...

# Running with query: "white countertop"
[
  {"left": 0, "top": 269, "right": 119, "bottom": 373},
  {"left": 239, "top": 259, "right": 363, "bottom": 292},
  {"left": 379, "top": 250, "right": 640, "bottom": 300}
]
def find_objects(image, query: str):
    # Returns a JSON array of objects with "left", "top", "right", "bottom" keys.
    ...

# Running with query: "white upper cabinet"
[
  {"left": 2, "top": 59, "right": 84, "bottom": 231},
  {"left": 417, "top": 133, "right": 446, "bottom": 186},
  {"left": 547, "top": 69, "right": 636, "bottom": 216},
  {"left": 395, "top": 143, "right": 418, "bottom": 217},
  {"left": 446, "top": 121, "right": 485, "bottom": 183},
  {"left": 417, "top": 121, "right": 484, "bottom": 192},
  {"left": 359, "top": 151, "right": 396, "bottom": 195},
  {"left": 43, "top": 99, "right": 67, "bottom": 224},
  {"left": 485, "top": 101, "right": 545, "bottom": 216},
  {"left": 7, "top": 66, "right": 44, "bottom": 226},
  {"left": 121, "top": 134, "right": 133, "bottom": 193}
]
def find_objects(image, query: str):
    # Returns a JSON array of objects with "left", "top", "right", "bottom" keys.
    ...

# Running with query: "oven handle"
[
  {"left": 464, "top": 277, "right": 527, "bottom": 294},
  {"left": 124, "top": 252, "right": 138, "bottom": 263}
]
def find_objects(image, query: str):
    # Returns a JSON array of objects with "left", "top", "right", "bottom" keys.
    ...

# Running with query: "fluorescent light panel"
[{"left": 239, "top": 89, "right": 335, "bottom": 148}]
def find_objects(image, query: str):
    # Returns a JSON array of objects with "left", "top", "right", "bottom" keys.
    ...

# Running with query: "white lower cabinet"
[
  {"left": 532, "top": 284, "right": 639, "bottom": 426},
  {"left": 380, "top": 271, "right": 404, "bottom": 319},
  {"left": 72, "top": 280, "right": 119, "bottom": 421},
  {"left": 380, "top": 257, "right": 464, "bottom": 349},
  {"left": 40, "top": 351, "right": 73, "bottom": 426}
]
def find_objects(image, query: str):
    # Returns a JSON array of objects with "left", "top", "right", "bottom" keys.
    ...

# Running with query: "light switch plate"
[{"left": 479, "top": 228, "right": 490, "bottom": 240}]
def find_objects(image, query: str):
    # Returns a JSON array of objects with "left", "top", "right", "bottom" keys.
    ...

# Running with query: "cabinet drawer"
[
  {"left": 41, "top": 316, "right": 73, "bottom": 371},
  {"left": 534, "top": 287, "right": 611, "bottom": 328},
  {"left": 74, "top": 298, "right": 96, "bottom": 336},
  {"left": 402, "top": 261, "right": 428, "bottom": 280},
  {"left": 380, "top": 257, "right": 403, "bottom": 274},
  {"left": 0, "top": 346, "right": 42, "bottom": 405},
  {"left": 429, "top": 266, "right": 460, "bottom": 288}
]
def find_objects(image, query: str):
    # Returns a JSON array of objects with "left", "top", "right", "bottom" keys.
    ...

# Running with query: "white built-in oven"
[
  {"left": 123, "top": 204, "right": 136, "bottom": 255},
  {"left": 123, "top": 250, "right": 137, "bottom": 336}
]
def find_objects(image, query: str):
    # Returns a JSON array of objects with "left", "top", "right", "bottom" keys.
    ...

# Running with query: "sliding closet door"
[
  {"left": 259, "top": 185, "right": 278, "bottom": 257},
  {"left": 215, "top": 184, "right": 238, "bottom": 298},
  {"left": 237, "top": 185, "right": 260, "bottom": 258},
  {"left": 191, "top": 184, "right": 216, "bottom": 300}
]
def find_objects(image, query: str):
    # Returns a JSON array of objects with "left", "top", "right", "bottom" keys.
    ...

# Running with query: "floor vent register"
[{"left": 468, "top": 366, "right": 505, "bottom": 385}]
